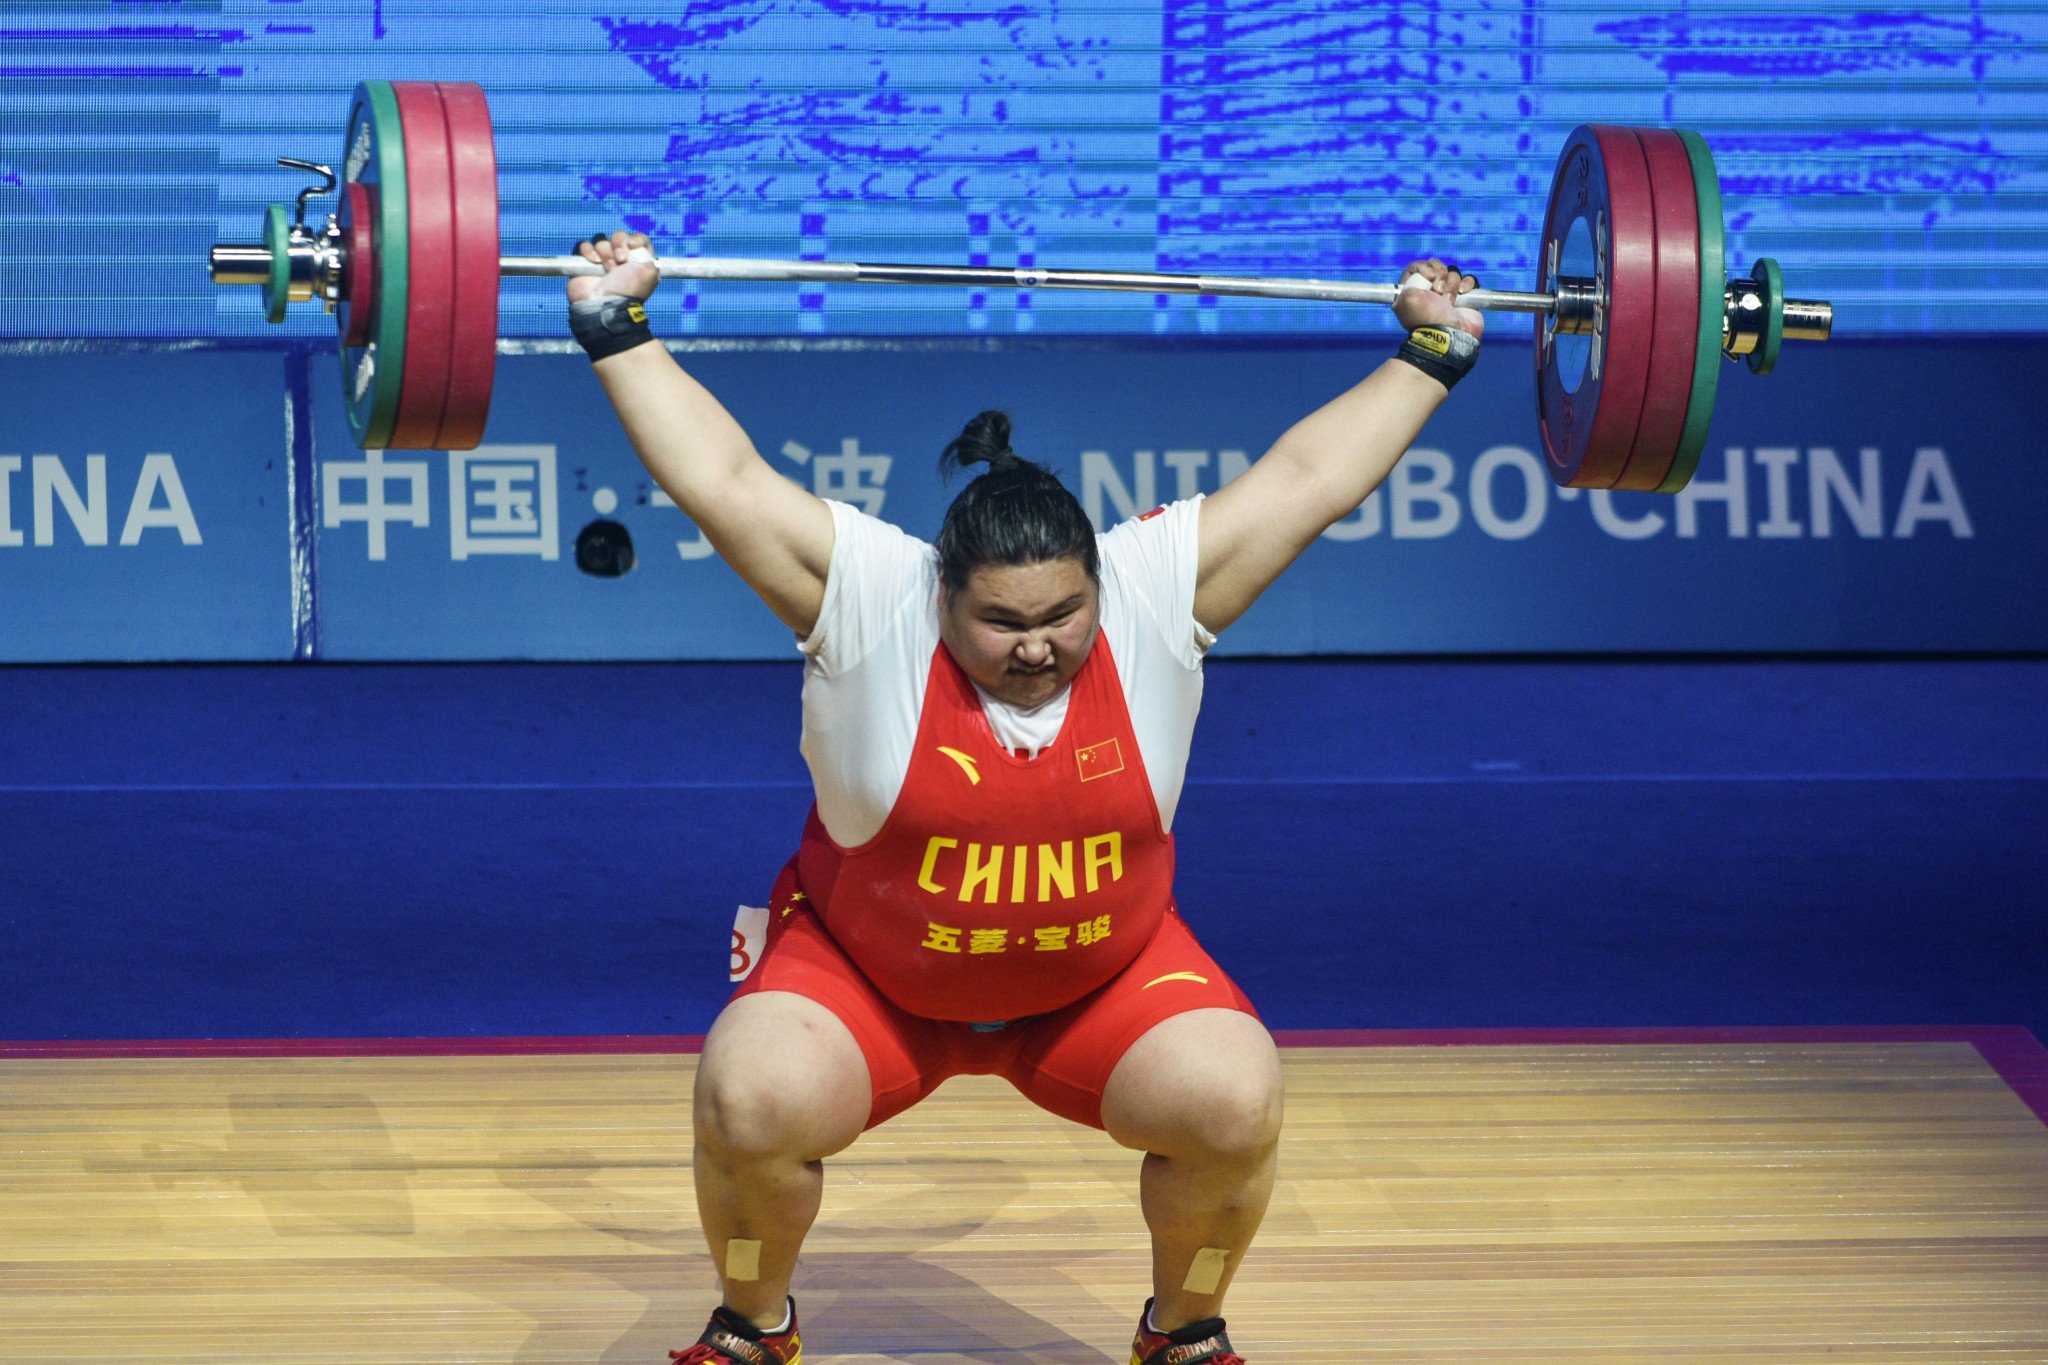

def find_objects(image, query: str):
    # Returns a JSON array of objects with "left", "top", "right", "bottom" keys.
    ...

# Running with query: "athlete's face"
[{"left": 939, "top": 557, "right": 1100, "bottom": 710}]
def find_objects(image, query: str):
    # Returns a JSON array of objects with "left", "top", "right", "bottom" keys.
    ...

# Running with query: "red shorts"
[{"left": 730, "top": 859, "right": 1260, "bottom": 1131}]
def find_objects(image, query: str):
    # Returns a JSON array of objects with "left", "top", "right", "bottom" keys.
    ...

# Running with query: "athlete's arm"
[
  {"left": 573, "top": 231, "right": 834, "bottom": 637},
  {"left": 1193, "top": 258, "right": 1481, "bottom": 633}
]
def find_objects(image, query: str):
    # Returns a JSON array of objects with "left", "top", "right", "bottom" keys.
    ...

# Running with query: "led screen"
[{"left": 2, "top": 0, "right": 2043, "bottom": 339}]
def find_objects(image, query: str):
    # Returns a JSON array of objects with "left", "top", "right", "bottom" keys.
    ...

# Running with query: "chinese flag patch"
[{"left": 1075, "top": 737, "right": 1125, "bottom": 782}]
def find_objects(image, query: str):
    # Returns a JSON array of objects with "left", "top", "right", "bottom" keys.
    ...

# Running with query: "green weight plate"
[
  {"left": 1659, "top": 128, "right": 1724, "bottom": 494},
  {"left": 342, "top": 80, "right": 408, "bottom": 449},
  {"left": 1748, "top": 257, "right": 1784, "bottom": 376},
  {"left": 262, "top": 203, "right": 290, "bottom": 324}
]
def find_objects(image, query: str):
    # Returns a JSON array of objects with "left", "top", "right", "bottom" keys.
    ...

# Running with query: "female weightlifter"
[{"left": 568, "top": 230, "right": 1481, "bottom": 1365}]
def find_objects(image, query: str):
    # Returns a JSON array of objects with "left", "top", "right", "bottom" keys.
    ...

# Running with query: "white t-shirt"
[{"left": 797, "top": 496, "right": 1215, "bottom": 847}]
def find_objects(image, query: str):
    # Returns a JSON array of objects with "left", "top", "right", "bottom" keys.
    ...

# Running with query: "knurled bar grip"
[{"left": 499, "top": 254, "right": 1564, "bottom": 314}]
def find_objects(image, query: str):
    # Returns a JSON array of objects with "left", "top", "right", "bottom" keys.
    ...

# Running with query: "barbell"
[{"left": 210, "top": 80, "right": 1833, "bottom": 493}]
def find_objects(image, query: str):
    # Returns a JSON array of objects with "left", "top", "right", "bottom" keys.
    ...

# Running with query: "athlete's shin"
[
  {"left": 1139, "top": 1136, "right": 1279, "bottom": 1331},
  {"left": 1101, "top": 1008, "right": 1284, "bottom": 1333},
  {"left": 691, "top": 1132, "right": 821, "bottom": 1329},
  {"left": 690, "top": 992, "right": 871, "bottom": 1331}
]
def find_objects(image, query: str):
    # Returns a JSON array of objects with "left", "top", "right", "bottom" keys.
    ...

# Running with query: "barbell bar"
[
  {"left": 214, "top": 236, "right": 1594, "bottom": 318},
  {"left": 215, "top": 242, "right": 1832, "bottom": 339},
  {"left": 209, "top": 80, "right": 1835, "bottom": 490},
  {"left": 214, "top": 240, "right": 1828, "bottom": 348}
]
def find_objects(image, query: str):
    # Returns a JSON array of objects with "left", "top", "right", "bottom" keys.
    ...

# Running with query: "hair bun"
[
  {"left": 941, "top": 409, "right": 1017, "bottom": 476},
  {"left": 934, "top": 408, "right": 1098, "bottom": 591}
]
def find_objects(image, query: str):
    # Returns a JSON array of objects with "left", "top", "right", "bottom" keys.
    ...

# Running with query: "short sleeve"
[
  {"left": 798, "top": 499, "right": 936, "bottom": 677},
  {"left": 1097, "top": 496, "right": 1215, "bottom": 668}
]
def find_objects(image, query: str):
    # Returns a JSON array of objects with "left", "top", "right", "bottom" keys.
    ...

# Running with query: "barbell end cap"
[
  {"left": 210, "top": 243, "right": 273, "bottom": 287},
  {"left": 1783, "top": 299, "right": 1832, "bottom": 342}
]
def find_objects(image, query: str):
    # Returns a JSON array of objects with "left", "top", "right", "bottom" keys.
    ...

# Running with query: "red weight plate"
[
  {"left": 1536, "top": 125, "right": 1658, "bottom": 488},
  {"left": 432, "top": 81, "right": 499, "bottom": 451},
  {"left": 338, "top": 181, "right": 376, "bottom": 349},
  {"left": 1612, "top": 128, "right": 1701, "bottom": 492},
  {"left": 389, "top": 80, "right": 455, "bottom": 449}
]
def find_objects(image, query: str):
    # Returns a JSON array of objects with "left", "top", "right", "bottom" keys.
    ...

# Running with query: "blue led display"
[{"left": 1, "top": 0, "right": 2043, "bottom": 339}]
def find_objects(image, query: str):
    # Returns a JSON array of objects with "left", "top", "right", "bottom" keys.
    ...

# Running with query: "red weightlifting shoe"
[
  {"left": 1130, "top": 1297, "right": 1245, "bottom": 1365},
  {"left": 668, "top": 1299, "right": 801, "bottom": 1364}
]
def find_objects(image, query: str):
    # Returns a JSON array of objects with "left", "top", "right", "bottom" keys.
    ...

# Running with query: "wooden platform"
[{"left": 3, "top": 1034, "right": 2046, "bottom": 1361}]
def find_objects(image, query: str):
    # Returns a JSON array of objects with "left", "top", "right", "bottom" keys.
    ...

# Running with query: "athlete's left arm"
[{"left": 1193, "top": 260, "right": 1481, "bottom": 633}]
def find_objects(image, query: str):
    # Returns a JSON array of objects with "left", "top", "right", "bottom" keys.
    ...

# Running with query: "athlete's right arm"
[{"left": 573, "top": 231, "right": 834, "bottom": 637}]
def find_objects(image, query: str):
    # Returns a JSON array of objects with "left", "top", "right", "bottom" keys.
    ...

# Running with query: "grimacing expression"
[{"left": 939, "top": 557, "right": 1100, "bottom": 709}]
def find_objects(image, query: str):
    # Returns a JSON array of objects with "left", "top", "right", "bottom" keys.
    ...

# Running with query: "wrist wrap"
[
  {"left": 1394, "top": 324, "right": 1480, "bottom": 391},
  {"left": 569, "top": 295, "right": 655, "bottom": 362}
]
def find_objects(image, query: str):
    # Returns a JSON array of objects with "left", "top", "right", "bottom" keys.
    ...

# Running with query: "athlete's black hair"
[{"left": 934, "top": 410, "right": 1099, "bottom": 591}]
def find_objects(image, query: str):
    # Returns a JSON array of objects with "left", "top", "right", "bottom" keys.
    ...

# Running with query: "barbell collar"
[
  {"left": 213, "top": 225, "right": 352, "bottom": 310},
  {"left": 1723, "top": 272, "right": 1833, "bottom": 355},
  {"left": 1721, "top": 295, "right": 1831, "bottom": 353}
]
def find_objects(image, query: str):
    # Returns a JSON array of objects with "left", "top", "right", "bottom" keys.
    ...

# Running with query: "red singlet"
[{"left": 795, "top": 634, "right": 1174, "bottom": 1022}]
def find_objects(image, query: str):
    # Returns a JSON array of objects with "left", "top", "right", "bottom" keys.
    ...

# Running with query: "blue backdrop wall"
[{"left": 3, "top": 657, "right": 2044, "bottom": 1043}]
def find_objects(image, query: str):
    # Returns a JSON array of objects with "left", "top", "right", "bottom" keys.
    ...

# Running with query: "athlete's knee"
[
  {"left": 1179, "top": 1062, "right": 1284, "bottom": 1159},
  {"left": 695, "top": 995, "right": 871, "bottom": 1160},
  {"left": 1108, "top": 1013, "right": 1284, "bottom": 1159},
  {"left": 694, "top": 1065, "right": 828, "bottom": 1161}
]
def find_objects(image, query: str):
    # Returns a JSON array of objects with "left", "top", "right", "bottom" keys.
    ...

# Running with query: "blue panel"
[
  {"left": 2, "top": 659, "right": 2043, "bottom": 1041},
  {"left": 0, "top": 336, "right": 2037, "bottom": 662},
  {"left": 0, "top": 353, "right": 293, "bottom": 661},
  {"left": 2, "top": 1, "right": 2045, "bottom": 339},
  {"left": 307, "top": 339, "right": 2048, "bottom": 659}
]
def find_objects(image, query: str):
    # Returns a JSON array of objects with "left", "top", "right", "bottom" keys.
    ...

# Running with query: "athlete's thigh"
[
  {"left": 1009, "top": 910, "right": 1262, "bottom": 1133},
  {"left": 731, "top": 893, "right": 958, "bottom": 1130}
]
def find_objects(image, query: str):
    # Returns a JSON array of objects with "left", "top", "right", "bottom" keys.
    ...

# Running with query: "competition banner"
[
  {"left": 3, "top": 341, "right": 2037, "bottom": 662},
  {"left": 0, "top": 354, "right": 296, "bottom": 661},
  {"left": 300, "top": 339, "right": 2048, "bottom": 659}
]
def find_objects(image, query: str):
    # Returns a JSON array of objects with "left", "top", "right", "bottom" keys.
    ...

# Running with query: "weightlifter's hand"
[
  {"left": 1394, "top": 258, "right": 1484, "bottom": 340},
  {"left": 568, "top": 230, "right": 659, "bottom": 305}
]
